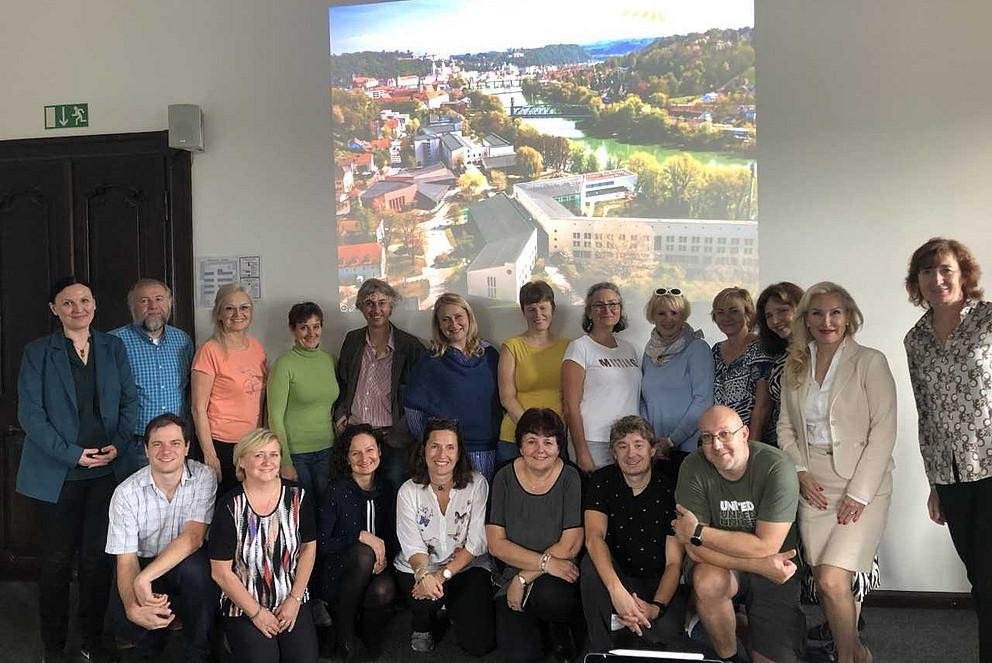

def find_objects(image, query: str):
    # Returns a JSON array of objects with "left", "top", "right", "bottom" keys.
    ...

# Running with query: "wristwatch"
[
  {"left": 690, "top": 523, "right": 705, "bottom": 547},
  {"left": 441, "top": 567, "right": 453, "bottom": 581}
]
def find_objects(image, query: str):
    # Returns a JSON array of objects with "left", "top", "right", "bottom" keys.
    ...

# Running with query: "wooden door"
[{"left": 0, "top": 131, "right": 192, "bottom": 577}]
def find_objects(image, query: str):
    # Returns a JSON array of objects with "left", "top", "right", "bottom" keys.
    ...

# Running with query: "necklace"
[{"left": 73, "top": 337, "right": 91, "bottom": 360}]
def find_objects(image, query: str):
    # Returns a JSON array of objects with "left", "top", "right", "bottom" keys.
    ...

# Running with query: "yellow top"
[{"left": 498, "top": 335, "right": 571, "bottom": 442}]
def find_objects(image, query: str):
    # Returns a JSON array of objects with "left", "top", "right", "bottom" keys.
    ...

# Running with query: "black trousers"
[
  {"left": 118, "top": 548, "right": 218, "bottom": 663},
  {"left": 937, "top": 478, "right": 992, "bottom": 662},
  {"left": 495, "top": 574, "right": 581, "bottom": 663},
  {"left": 223, "top": 602, "right": 318, "bottom": 663},
  {"left": 397, "top": 566, "right": 496, "bottom": 656},
  {"left": 36, "top": 473, "right": 117, "bottom": 651},
  {"left": 579, "top": 555, "right": 688, "bottom": 653},
  {"left": 213, "top": 440, "right": 238, "bottom": 500}
]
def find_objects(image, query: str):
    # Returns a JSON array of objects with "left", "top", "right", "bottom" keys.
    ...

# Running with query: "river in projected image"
[{"left": 331, "top": 0, "right": 756, "bottom": 312}]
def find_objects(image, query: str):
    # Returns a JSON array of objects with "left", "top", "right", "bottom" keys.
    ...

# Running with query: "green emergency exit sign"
[{"left": 44, "top": 103, "right": 89, "bottom": 129}]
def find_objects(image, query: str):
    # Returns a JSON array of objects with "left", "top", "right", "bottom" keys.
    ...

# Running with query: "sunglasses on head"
[{"left": 655, "top": 287, "right": 683, "bottom": 296}]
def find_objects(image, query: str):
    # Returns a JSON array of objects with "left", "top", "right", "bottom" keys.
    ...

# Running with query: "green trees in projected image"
[{"left": 624, "top": 151, "right": 755, "bottom": 220}]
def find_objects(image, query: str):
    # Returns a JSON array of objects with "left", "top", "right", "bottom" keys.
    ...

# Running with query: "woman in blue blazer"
[{"left": 16, "top": 276, "right": 138, "bottom": 663}]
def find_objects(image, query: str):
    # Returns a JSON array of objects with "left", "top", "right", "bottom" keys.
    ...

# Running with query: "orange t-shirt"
[{"left": 192, "top": 337, "right": 267, "bottom": 443}]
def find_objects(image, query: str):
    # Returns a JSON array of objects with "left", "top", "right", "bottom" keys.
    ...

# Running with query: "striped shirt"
[
  {"left": 348, "top": 331, "right": 394, "bottom": 428},
  {"left": 208, "top": 480, "right": 316, "bottom": 615},
  {"left": 110, "top": 324, "right": 194, "bottom": 434},
  {"left": 106, "top": 459, "right": 216, "bottom": 557}
]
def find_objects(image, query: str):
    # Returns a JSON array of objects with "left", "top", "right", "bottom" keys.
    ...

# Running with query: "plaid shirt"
[
  {"left": 106, "top": 459, "right": 216, "bottom": 557},
  {"left": 110, "top": 323, "right": 194, "bottom": 435}
]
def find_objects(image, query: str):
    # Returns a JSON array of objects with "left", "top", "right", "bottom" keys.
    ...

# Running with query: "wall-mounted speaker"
[{"left": 168, "top": 104, "right": 204, "bottom": 152}]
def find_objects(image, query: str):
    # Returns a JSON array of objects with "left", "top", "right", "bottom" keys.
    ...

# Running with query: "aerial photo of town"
[{"left": 331, "top": 0, "right": 756, "bottom": 311}]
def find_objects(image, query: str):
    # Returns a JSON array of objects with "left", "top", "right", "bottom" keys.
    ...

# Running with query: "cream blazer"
[{"left": 778, "top": 340, "right": 897, "bottom": 502}]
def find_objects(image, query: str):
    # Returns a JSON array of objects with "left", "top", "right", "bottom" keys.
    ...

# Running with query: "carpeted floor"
[{"left": 0, "top": 581, "right": 978, "bottom": 662}]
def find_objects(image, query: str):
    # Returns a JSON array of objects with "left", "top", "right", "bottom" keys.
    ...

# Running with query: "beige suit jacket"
[{"left": 778, "top": 340, "right": 897, "bottom": 502}]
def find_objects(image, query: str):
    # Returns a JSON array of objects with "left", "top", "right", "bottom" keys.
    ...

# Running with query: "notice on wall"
[{"left": 198, "top": 255, "right": 263, "bottom": 307}]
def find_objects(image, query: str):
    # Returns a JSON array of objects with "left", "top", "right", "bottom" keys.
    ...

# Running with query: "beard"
[{"left": 139, "top": 314, "right": 167, "bottom": 333}]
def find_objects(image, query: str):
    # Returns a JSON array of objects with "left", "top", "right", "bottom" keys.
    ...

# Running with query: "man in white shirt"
[{"left": 106, "top": 413, "right": 217, "bottom": 663}]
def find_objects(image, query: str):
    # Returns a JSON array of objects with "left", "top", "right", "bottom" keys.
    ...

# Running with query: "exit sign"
[{"left": 44, "top": 103, "right": 89, "bottom": 129}]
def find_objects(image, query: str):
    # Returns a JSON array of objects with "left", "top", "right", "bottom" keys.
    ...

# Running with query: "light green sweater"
[{"left": 266, "top": 345, "right": 339, "bottom": 464}]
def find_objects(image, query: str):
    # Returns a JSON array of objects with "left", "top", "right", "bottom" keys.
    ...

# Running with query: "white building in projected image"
[
  {"left": 465, "top": 194, "right": 538, "bottom": 302},
  {"left": 513, "top": 171, "right": 757, "bottom": 276}
]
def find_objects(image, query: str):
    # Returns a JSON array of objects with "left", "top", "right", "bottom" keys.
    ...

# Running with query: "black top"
[
  {"left": 584, "top": 460, "right": 677, "bottom": 579},
  {"left": 65, "top": 335, "right": 111, "bottom": 481}
]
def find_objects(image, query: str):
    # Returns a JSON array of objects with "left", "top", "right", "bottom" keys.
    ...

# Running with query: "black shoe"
[
  {"left": 808, "top": 615, "right": 866, "bottom": 641},
  {"left": 551, "top": 643, "right": 575, "bottom": 663},
  {"left": 76, "top": 642, "right": 119, "bottom": 663}
]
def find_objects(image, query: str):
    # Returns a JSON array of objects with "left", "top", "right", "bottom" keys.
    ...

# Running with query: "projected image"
[{"left": 331, "top": 0, "right": 756, "bottom": 311}]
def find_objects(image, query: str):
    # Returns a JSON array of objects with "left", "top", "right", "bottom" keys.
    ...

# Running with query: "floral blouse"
[{"left": 905, "top": 300, "right": 992, "bottom": 485}]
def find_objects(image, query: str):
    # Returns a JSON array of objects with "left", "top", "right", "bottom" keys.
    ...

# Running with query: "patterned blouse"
[
  {"left": 765, "top": 353, "right": 787, "bottom": 447},
  {"left": 712, "top": 339, "right": 772, "bottom": 426},
  {"left": 905, "top": 300, "right": 992, "bottom": 485},
  {"left": 208, "top": 480, "right": 316, "bottom": 616}
]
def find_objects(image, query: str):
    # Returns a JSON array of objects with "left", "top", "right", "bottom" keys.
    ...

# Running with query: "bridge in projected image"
[{"left": 508, "top": 100, "right": 593, "bottom": 119}]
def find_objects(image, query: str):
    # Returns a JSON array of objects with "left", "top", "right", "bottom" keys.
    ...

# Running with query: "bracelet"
[
  {"left": 539, "top": 552, "right": 551, "bottom": 573},
  {"left": 249, "top": 605, "right": 262, "bottom": 620},
  {"left": 289, "top": 593, "right": 303, "bottom": 604},
  {"left": 516, "top": 573, "right": 528, "bottom": 588},
  {"left": 649, "top": 600, "right": 667, "bottom": 617},
  {"left": 414, "top": 566, "right": 428, "bottom": 583}
]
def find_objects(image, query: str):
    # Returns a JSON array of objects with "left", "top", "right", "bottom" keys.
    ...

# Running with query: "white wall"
[{"left": 2, "top": 0, "right": 990, "bottom": 591}]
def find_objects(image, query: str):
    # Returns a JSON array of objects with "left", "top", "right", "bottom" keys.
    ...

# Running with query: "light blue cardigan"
[{"left": 639, "top": 337, "right": 714, "bottom": 452}]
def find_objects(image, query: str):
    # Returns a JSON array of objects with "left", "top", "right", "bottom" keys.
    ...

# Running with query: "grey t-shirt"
[
  {"left": 675, "top": 441, "right": 799, "bottom": 551},
  {"left": 488, "top": 460, "right": 582, "bottom": 591}
]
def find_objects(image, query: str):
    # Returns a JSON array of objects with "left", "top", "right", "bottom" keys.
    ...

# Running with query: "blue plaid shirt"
[{"left": 110, "top": 323, "right": 194, "bottom": 434}]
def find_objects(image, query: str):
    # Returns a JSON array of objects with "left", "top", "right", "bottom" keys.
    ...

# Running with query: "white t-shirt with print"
[{"left": 563, "top": 334, "right": 641, "bottom": 442}]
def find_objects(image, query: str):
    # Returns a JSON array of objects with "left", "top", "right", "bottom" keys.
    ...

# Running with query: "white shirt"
[
  {"left": 106, "top": 459, "right": 217, "bottom": 557},
  {"left": 563, "top": 334, "right": 641, "bottom": 442},
  {"left": 394, "top": 471, "right": 491, "bottom": 574},
  {"left": 804, "top": 340, "right": 846, "bottom": 448}
]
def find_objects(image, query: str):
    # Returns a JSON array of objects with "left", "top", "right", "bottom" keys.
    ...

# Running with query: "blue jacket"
[{"left": 16, "top": 330, "right": 139, "bottom": 503}]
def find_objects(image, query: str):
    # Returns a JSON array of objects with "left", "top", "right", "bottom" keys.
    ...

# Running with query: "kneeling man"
[
  {"left": 106, "top": 413, "right": 218, "bottom": 662},
  {"left": 581, "top": 415, "right": 687, "bottom": 652},
  {"left": 673, "top": 405, "right": 805, "bottom": 663}
]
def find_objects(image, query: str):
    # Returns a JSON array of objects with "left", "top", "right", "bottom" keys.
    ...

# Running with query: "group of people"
[{"left": 15, "top": 235, "right": 992, "bottom": 663}]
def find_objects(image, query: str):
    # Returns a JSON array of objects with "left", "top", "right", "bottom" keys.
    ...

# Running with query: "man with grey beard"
[{"left": 111, "top": 279, "right": 194, "bottom": 476}]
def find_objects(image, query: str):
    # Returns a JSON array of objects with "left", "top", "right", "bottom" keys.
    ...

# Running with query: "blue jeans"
[
  {"left": 291, "top": 448, "right": 331, "bottom": 500},
  {"left": 118, "top": 548, "right": 218, "bottom": 663},
  {"left": 378, "top": 442, "right": 411, "bottom": 498}
]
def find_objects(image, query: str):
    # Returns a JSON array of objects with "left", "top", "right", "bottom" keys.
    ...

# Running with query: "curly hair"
[
  {"left": 905, "top": 237, "right": 983, "bottom": 307},
  {"left": 409, "top": 418, "right": 475, "bottom": 489},
  {"left": 330, "top": 424, "right": 385, "bottom": 481},
  {"left": 755, "top": 282, "right": 804, "bottom": 356}
]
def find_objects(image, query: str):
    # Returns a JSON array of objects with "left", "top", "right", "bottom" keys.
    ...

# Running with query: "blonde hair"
[
  {"left": 645, "top": 292, "right": 691, "bottom": 323},
  {"left": 784, "top": 281, "right": 864, "bottom": 389},
  {"left": 431, "top": 292, "right": 483, "bottom": 358},
  {"left": 233, "top": 428, "right": 281, "bottom": 482},
  {"left": 711, "top": 286, "right": 757, "bottom": 333},
  {"left": 210, "top": 283, "right": 253, "bottom": 347}
]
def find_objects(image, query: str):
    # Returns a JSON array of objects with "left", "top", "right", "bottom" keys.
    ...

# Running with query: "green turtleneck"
[{"left": 266, "top": 345, "right": 339, "bottom": 464}]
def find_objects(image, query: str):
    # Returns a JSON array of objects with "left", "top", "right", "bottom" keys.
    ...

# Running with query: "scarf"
[{"left": 644, "top": 324, "right": 704, "bottom": 366}]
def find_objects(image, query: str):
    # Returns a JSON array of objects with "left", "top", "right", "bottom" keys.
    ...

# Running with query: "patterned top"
[
  {"left": 905, "top": 300, "right": 992, "bottom": 485},
  {"left": 110, "top": 324, "right": 194, "bottom": 435},
  {"left": 765, "top": 353, "right": 786, "bottom": 447},
  {"left": 394, "top": 471, "right": 490, "bottom": 574},
  {"left": 712, "top": 339, "right": 772, "bottom": 426},
  {"left": 106, "top": 459, "right": 216, "bottom": 557},
  {"left": 208, "top": 480, "right": 316, "bottom": 616},
  {"left": 584, "top": 460, "right": 677, "bottom": 578},
  {"left": 348, "top": 330, "right": 394, "bottom": 428}
]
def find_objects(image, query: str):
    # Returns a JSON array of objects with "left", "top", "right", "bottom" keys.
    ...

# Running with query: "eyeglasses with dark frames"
[{"left": 699, "top": 424, "right": 745, "bottom": 446}]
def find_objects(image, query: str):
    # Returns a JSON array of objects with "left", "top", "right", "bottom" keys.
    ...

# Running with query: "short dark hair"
[
  {"left": 905, "top": 237, "right": 984, "bottom": 307},
  {"left": 519, "top": 280, "right": 556, "bottom": 312},
  {"left": 410, "top": 418, "right": 475, "bottom": 489},
  {"left": 49, "top": 275, "right": 93, "bottom": 304},
  {"left": 514, "top": 408, "right": 567, "bottom": 450},
  {"left": 331, "top": 424, "right": 384, "bottom": 480},
  {"left": 755, "top": 282, "right": 804, "bottom": 356},
  {"left": 144, "top": 413, "right": 190, "bottom": 445},
  {"left": 609, "top": 415, "right": 672, "bottom": 457},
  {"left": 288, "top": 301, "right": 324, "bottom": 327}
]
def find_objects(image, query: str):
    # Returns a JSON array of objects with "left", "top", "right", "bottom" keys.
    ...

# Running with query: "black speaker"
[{"left": 168, "top": 104, "right": 204, "bottom": 152}]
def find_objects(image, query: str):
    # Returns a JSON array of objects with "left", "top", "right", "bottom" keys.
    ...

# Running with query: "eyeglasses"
[
  {"left": 655, "top": 287, "right": 683, "bottom": 296},
  {"left": 222, "top": 304, "right": 252, "bottom": 314},
  {"left": 699, "top": 424, "right": 745, "bottom": 446},
  {"left": 591, "top": 301, "right": 622, "bottom": 311}
]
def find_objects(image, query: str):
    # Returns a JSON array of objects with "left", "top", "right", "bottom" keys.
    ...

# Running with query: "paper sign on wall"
[{"left": 198, "top": 255, "right": 263, "bottom": 307}]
